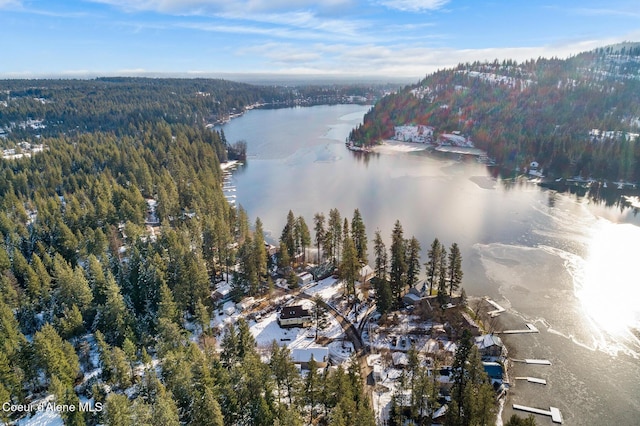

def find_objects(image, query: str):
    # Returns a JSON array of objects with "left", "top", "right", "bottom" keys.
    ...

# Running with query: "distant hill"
[{"left": 349, "top": 43, "right": 640, "bottom": 182}]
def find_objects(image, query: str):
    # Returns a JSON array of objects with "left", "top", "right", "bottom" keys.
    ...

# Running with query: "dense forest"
[
  {"left": 348, "top": 43, "right": 640, "bottom": 182},
  {"left": 0, "top": 78, "right": 397, "bottom": 425},
  {"left": 0, "top": 77, "right": 392, "bottom": 142}
]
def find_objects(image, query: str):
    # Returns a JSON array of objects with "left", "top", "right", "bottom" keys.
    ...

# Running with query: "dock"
[
  {"left": 499, "top": 323, "right": 539, "bottom": 334},
  {"left": 511, "top": 359, "right": 552, "bottom": 365},
  {"left": 515, "top": 377, "right": 547, "bottom": 385},
  {"left": 484, "top": 297, "right": 506, "bottom": 317},
  {"left": 513, "top": 404, "right": 563, "bottom": 423}
]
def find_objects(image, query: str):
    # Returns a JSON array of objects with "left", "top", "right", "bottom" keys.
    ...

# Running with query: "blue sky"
[{"left": 2, "top": 0, "right": 640, "bottom": 80}]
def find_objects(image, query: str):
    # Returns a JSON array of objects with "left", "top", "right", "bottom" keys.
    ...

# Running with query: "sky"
[{"left": 1, "top": 0, "right": 640, "bottom": 81}]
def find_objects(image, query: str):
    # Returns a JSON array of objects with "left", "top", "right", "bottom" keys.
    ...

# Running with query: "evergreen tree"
[
  {"left": 406, "top": 236, "right": 421, "bottom": 290},
  {"left": 94, "top": 270, "right": 130, "bottom": 346},
  {"left": 373, "top": 229, "right": 387, "bottom": 281},
  {"left": 269, "top": 342, "right": 300, "bottom": 406},
  {"left": 327, "top": 208, "right": 342, "bottom": 263},
  {"left": 253, "top": 217, "right": 268, "bottom": 282},
  {"left": 351, "top": 208, "right": 368, "bottom": 264},
  {"left": 425, "top": 238, "right": 443, "bottom": 295},
  {"left": 448, "top": 242, "right": 463, "bottom": 297},
  {"left": 281, "top": 210, "right": 297, "bottom": 259},
  {"left": 340, "top": 234, "right": 359, "bottom": 299},
  {"left": 313, "top": 212, "right": 326, "bottom": 264},
  {"left": 389, "top": 220, "right": 407, "bottom": 305},
  {"left": 33, "top": 323, "right": 80, "bottom": 386},
  {"left": 312, "top": 294, "right": 329, "bottom": 341},
  {"left": 295, "top": 215, "right": 311, "bottom": 265}
]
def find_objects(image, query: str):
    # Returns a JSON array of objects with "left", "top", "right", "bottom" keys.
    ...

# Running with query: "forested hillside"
[
  {"left": 349, "top": 43, "right": 640, "bottom": 182},
  {"left": 0, "top": 79, "right": 380, "bottom": 425}
]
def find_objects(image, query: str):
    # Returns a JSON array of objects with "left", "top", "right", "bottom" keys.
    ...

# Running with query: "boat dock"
[
  {"left": 499, "top": 323, "right": 539, "bottom": 334},
  {"left": 511, "top": 358, "right": 552, "bottom": 365},
  {"left": 515, "top": 377, "right": 547, "bottom": 385},
  {"left": 513, "top": 404, "right": 563, "bottom": 423},
  {"left": 484, "top": 297, "right": 506, "bottom": 317}
]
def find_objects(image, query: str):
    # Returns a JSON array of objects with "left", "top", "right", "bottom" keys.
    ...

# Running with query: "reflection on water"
[
  {"left": 578, "top": 221, "right": 640, "bottom": 355},
  {"left": 220, "top": 105, "right": 640, "bottom": 424}
]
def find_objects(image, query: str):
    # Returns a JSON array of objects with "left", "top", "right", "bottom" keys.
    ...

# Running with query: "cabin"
[
  {"left": 212, "top": 282, "right": 233, "bottom": 303},
  {"left": 277, "top": 305, "right": 312, "bottom": 328},
  {"left": 359, "top": 264, "right": 375, "bottom": 282},
  {"left": 297, "top": 272, "right": 314, "bottom": 286}
]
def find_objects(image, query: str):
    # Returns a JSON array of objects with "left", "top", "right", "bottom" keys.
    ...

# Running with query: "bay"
[{"left": 219, "top": 104, "right": 640, "bottom": 425}]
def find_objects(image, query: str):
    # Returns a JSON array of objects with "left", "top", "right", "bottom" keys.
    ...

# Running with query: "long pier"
[
  {"left": 515, "top": 377, "right": 547, "bottom": 385},
  {"left": 499, "top": 323, "right": 539, "bottom": 334},
  {"left": 513, "top": 404, "right": 563, "bottom": 423},
  {"left": 511, "top": 358, "right": 552, "bottom": 365}
]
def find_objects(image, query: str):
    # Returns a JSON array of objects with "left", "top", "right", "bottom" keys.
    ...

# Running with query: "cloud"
[
  {"left": 0, "top": 0, "right": 21, "bottom": 8},
  {"left": 376, "top": 0, "right": 450, "bottom": 12},
  {"left": 571, "top": 7, "right": 640, "bottom": 19},
  {"left": 87, "top": 0, "right": 353, "bottom": 15}
]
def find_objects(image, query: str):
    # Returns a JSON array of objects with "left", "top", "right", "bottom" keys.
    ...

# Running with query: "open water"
[{"left": 219, "top": 104, "right": 640, "bottom": 425}]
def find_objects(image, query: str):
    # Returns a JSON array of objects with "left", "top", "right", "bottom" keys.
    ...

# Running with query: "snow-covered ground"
[{"left": 374, "top": 140, "right": 430, "bottom": 154}]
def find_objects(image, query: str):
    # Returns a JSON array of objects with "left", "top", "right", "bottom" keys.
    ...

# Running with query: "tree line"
[
  {"left": 348, "top": 44, "right": 640, "bottom": 182},
  {"left": 0, "top": 113, "right": 378, "bottom": 424}
]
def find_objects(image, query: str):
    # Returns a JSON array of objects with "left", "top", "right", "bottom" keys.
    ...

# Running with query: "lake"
[{"left": 219, "top": 104, "right": 640, "bottom": 425}]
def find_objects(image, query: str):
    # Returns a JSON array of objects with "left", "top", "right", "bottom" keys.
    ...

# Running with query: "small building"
[
  {"left": 403, "top": 292, "right": 423, "bottom": 306},
  {"left": 212, "top": 283, "right": 233, "bottom": 303},
  {"left": 236, "top": 297, "right": 255, "bottom": 312},
  {"left": 372, "top": 364, "right": 386, "bottom": 383},
  {"left": 358, "top": 264, "right": 375, "bottom": 282},
  {"left": 391, "top": 352, "right": 409, "bottom": 367},
  {"left": 291, "top": 347, "right": 329, "bottom": 368},
  {"left": 278, "top": 305, "right": 312, "bottom": 328},
  {"left": 297, "top": 272, "right": 314, "bottom": 286},
  {"left": 475, "top": 334, "right": 506, "bottom": 360}
]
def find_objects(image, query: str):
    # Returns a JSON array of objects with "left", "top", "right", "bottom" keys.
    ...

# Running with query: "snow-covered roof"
[
  {"left": 291, "top": 347, "right": 329, "bottom": 363},
  {"left": 391, "top": 352, "right": 408, "bottom": 366},
  {"left": 475, "top": 334, "right": 503, "bottom": 349}
]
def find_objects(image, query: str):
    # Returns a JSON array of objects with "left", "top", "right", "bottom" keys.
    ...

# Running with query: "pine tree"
[
  {"left": 406, "top": 236, "right": 421, "bottom": 290},
  {"left": 253, "top": 217, "right": 268, "bottom": 282},
  {"left": 425, "top": 238, "right": 443, "bottom": 295},
  {"left": 33, "top": 323, "right": 80, "bottom": 386},
  {"left": 295, "top": 216, "right": 311, "bottom": 265},
  {"left": 351, "top": 208, "right": 368, "bottom": 265},
  {"left": 373, "top": 229, "right": 387, "bottom": 282},
  {"left": 327, "top": 208, "right": 342, "bottom": 263},
  {"left": 313, "top": 212, "right": 326, "bottom": 264},
  {"left": 389, "top": 220, "right": 407, "bottom": 305},
  {"left": 312, "top": 294, "right": 329, "bottom": 340},
  {"left": 340, "top": 234, "right": 359, "bottom": 299},
  {"left": 448, "top": 242, "right": 463, "bottom": 296}
]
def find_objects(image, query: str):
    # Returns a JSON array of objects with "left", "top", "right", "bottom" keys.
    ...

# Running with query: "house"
[
  {"left": 212, "top": 282, "right": 233, "bottom": 303},
  {"left": 474, "top": 334, "right": 506, "bottom": 360},
  {"left": 277, "top": 305, "right": 312, "bottom": 327},
  {"left": 291, "top": 347, "right": 329, "bottom": 368},
  {"left": 372, "top": 364, "right": 386, "bottom": 383},
  {"left": 402, "top": 280, "right": 428, "bottom": 306},
  {"left": 358, "top": 264, "right": 374, "bottom": 282},
  {"left": 297, "top": 272, "right": 314, "bottom": 286}
]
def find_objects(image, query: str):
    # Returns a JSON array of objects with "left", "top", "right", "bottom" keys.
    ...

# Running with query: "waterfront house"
[
  {"left": 277, "top": 305, "right": 312, "bottom": 328},
  {"left": 474, "top": 334, "right": 506, "bottom": 360}
]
